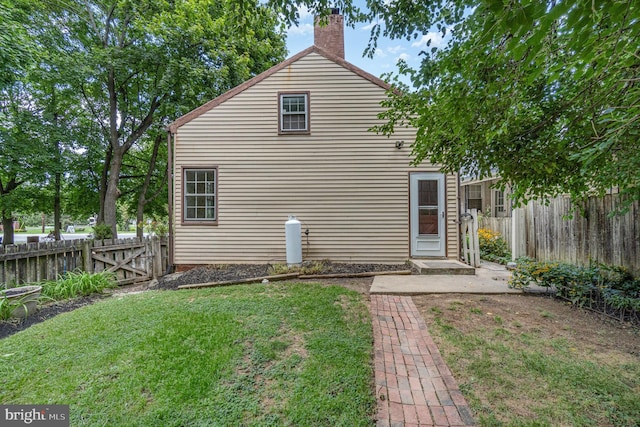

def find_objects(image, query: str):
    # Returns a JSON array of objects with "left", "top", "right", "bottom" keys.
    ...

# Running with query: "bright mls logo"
[{"left": 1, "top": 405, "right": 69, "bottom": 426}]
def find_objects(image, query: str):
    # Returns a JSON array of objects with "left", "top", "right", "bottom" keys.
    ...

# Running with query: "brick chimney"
[{"left": 314, "top": 8, "right": 345, "bottom": 59}]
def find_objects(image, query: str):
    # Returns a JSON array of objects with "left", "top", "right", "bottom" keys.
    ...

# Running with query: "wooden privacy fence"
[
  {"left": 0, "top": 237, "right": 169, "bottom": 287},
  {"left": 479, "top": 195, "right": 640, "bottom": 275}
]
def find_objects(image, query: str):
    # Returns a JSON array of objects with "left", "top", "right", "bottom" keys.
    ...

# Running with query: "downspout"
[{"left": 167, "top": 130, "right": 174, "bottom": 272}]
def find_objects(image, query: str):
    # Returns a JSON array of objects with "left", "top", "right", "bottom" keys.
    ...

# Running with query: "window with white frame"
[
  {"left": 494, "top": 189, "right": 506, "bottom": 216},
  {"left": 279, "top": 93, "right": 309, "bottom": 133},
  {"left": 183, "top": 168, "right": 217, "bottom": 223}
]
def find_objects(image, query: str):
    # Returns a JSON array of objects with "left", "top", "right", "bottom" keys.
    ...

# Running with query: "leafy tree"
[
  {"left": 0, "top": 1, "right": 38, "bottom": 245},
  {"left": 35, "top": 77, "right": 83, "bottom": 240},
  {"left": 0, "top": 1, "right": 33, "bottom": 88},
  {"left": 366, "top": 0, "right": 639, "bottom": 210},
  {"left": 0, "top": 81, "right": 51, "bottom": 244},
  {"left": 24, "top": 0, "right": 287, "bottom": 237},
  {"left": 118, "top": 131, "right": 168, "bottom": 238}
]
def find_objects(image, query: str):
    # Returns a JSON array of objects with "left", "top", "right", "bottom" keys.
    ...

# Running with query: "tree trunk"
[
  {"left": 53, "top": 110, "right": 61, "bottom": 240},
  {"left": 1, "top": 211, "right": 14, "bottom": 246},
  {"left": 0, "top": 177, "right": 19, "bottom": 246},
  {"left": 101, "top": 64, "right": 161, "bottom": 234},
  {"left": 135, "top": 133, "right": 163, "bottom": 238},
  {"left": 104, "top": 147, "right": 123, "bottom": 238},
  {"left": 98, "top": 144, "right": 112, "bottom": 224},
  {"left": 135, "top": 196, "right": 145, "bottom": 239},
  {"left": 54, "top": 170, "right": 61, "bottom": 240}
]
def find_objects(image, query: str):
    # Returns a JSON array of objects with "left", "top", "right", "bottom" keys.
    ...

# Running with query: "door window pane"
[
  {"left": 419, "top": 180, "right": 438, "bottom": 206},
  {"left": 417, "top": 179, "right": 439, "bottom": 235},
  {"left": 419, "top": 207, "right": 438, "bottom": 235}
]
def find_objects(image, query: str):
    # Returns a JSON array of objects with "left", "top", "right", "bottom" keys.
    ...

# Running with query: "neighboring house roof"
[
  {"left": 167, "top": 45, "right": 393, "bottom": 134},
  {"left": 460, "top": 174, "right": 502, "bottom": 185}
]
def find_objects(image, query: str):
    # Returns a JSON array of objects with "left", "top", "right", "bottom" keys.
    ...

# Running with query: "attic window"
[{"left": 279, "top": 92, "right": 310, "bottom": 134}]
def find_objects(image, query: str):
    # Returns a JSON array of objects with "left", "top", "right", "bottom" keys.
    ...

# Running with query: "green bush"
[
  {"left": 509, "top": 260, "right": 640, "bottom": 323},
  {"left": 268, "top": 260, "right": 326, "bottom": 276},
  {"left": 0, "top": 296, "right": 28, "bottom": 320},
  {"left": 40, "top": 271, "right": 117, "bottom": 301},
  {"left": 139, "top": 218, "right": 169, "bottom": 237},
  {"left": 92, "top": 223, "right": 113, "bottom": 240},
  {"left": 478, "top": 228, "right": 511, "bottom": 263}
]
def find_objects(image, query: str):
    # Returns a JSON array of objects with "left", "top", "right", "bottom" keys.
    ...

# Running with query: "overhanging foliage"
[{"left": 366, "top": 0, "right": 639, "bottom": 210}]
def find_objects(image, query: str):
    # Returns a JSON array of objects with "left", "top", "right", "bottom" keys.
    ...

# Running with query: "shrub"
[
  {"left": 0, "top": 296, "right": 28, "bottom": 320},
  {"left": 92, "top": 223, "right": 113, "bottom": 240},
  {"left": 40, "top": 271, "right": 118, "bottom": 301},
  {"left": 139, "top": 218, "right": 169, "bottom": 237},
  {"left": 478, "top": 228, "right": 511, "bottom": 263},
  {"left": 268, "top": 260, "right": 326, "bottom": 276},
  {"left": 510, "top": 260, "right": 640, "bottom": 325}
]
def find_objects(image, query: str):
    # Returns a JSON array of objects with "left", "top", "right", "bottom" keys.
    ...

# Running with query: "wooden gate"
[
  {"left": 461, "top": 209, "right": 480, "bottom": 267},
  {"left": 83, "top": 237, "right": 166, "bottom": 286}
]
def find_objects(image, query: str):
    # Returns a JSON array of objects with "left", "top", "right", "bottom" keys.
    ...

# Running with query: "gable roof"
[{"left": 167, "top": 45, "right": 393, "bottom": 133}]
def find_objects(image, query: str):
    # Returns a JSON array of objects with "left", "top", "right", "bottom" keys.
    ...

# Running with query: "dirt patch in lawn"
[{"left": 413, "top": 293, "right": 640, "bottom": 357}]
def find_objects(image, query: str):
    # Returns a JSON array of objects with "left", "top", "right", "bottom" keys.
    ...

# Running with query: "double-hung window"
[
  {"left": 279, "top": 92, "right": 309, "bottom": 134},
  {"left": 494, "top": 189, "right": 506, "bottom": 217},
  {"left": 466, "top": 184, "right": 482, "bottom": 211},
  {"left": 183, "top": 168, "right": 217, "bottom": 224}
]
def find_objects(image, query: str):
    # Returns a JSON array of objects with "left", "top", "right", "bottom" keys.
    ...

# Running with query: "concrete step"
[{"left": 410, "top": 259, "right": 476, "bottom": 276}]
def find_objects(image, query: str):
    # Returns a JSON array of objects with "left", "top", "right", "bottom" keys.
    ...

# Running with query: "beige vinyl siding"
[
  {"left": 445, "top": 174, "right": 459, "bottom": 258},
  {"left": 173, "top": 52, "right": 459, "bottom": 264}
]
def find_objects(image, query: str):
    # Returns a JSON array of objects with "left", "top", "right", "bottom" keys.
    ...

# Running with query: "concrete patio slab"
[
  {"left": 410, "top": 259, "right": 476, "bottom": 275},
  {"left": 371, "top": 261, "right": 520, "bottom": 295}
]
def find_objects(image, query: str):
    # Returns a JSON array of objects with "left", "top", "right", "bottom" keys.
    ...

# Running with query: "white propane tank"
[{"left": 285, "top": 215, "right": 302, "bottom": 266}]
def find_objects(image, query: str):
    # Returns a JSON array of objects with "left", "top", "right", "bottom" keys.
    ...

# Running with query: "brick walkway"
[{"left": 371, "top": 295, "right": 475, "bottom": 426}]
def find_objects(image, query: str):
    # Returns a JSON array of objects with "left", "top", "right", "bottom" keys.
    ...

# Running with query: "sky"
[{"left": 284, "top": 3, "right": 449, "bottom": 86}]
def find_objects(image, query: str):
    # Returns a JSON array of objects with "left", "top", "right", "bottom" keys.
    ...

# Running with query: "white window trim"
[
  {"left": 494, "top": 189, "right": 506, "bottom": 216},
  {"left": 279, "top": 92, "right": 310, "bottom": 134}
]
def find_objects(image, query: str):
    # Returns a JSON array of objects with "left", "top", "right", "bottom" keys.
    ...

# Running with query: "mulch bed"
[
  {"left": 155, "top": 262, "right": 411, "bottom": 290},
  {"left": 1, "top": 262, "right": 410, "bottom": 339},
  {"left": 0, "top": 295, "right": 105, "bottom": 340}
]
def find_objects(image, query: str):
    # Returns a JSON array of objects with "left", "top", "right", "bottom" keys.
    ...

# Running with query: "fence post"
[
  {"left": 470, "top": 209, "right": 480, "bottom": 267},
  {"left": 462, "top": 218, "right": 470, "bottom": 264},
  {"left": 511, "top": 207, "right": 526, "bottom": 259},
  {"left": 152, "top": 237, "right": 162, "bottom": 279},
  {"left": 82, "top": 240, "right": 93, "bottom": 274}
]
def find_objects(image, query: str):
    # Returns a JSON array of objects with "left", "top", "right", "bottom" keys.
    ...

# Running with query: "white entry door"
[{"left": 410, "top": 173, "right": 445, "bottom": 257}]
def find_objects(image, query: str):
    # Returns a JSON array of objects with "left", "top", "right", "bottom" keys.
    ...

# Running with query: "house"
[
  {"left": 460, "top": 175, "right": 512, "bottom": 218},
  {"left": 166, "top": 10, "right": 460, "bottom": 269}
]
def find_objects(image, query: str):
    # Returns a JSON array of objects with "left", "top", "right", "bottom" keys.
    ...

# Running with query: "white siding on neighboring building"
[{"left": 172, "top": 51, "right": 459, "bottom": 265}]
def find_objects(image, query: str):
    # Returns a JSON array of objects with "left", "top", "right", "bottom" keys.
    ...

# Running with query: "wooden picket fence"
[
  {"left": 0, "top": 237, "right": 168, "bottom": 287},
  {"left": 461, "top": 209, "right": 480, "bottom": 267}
]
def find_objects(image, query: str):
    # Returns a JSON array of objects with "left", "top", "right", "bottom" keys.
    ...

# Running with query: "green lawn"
[
  {"left": 15, "top": 226, "right": 89, "bottom": 234},
  {"left": 0, "top": 283, "right": 375, "bottom": 426},
  {"left": 416, "top": 295, "right": 640, "bottom": 427}
]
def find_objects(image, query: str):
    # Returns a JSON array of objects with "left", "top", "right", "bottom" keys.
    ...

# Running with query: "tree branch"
[{"left": 122, "top": 94, "right": 168, "bottom": 152}]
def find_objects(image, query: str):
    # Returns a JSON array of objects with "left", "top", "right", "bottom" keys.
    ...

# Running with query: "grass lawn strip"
[
  {"left": 415, "top": 294, "right": 640, "bottom": 427},
  {"left": 0, "top": 283, "right": 375, "bottom": 426}
]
